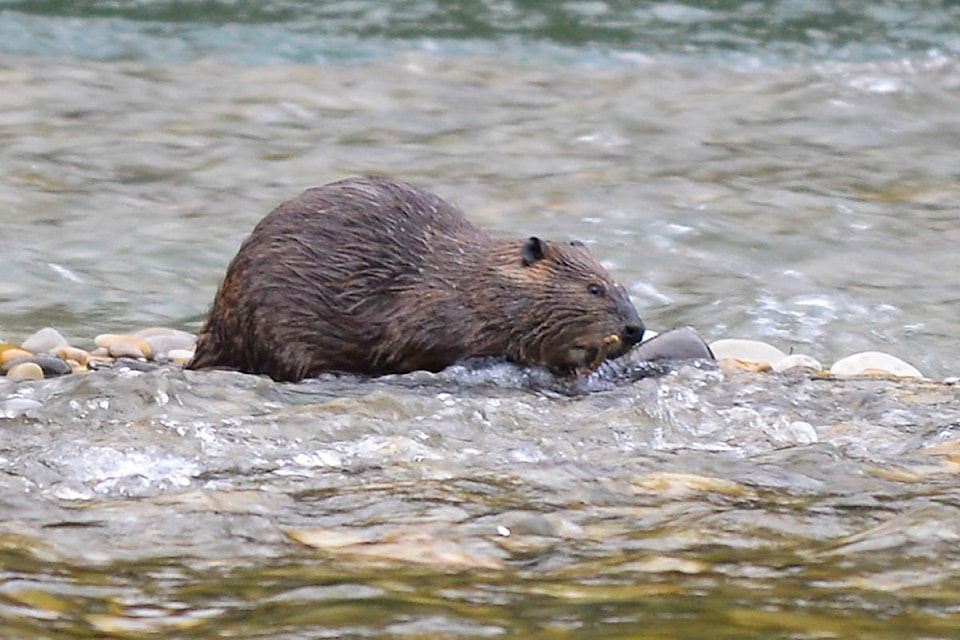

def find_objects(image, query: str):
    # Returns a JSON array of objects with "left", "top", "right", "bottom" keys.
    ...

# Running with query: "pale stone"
[
  {"left": 21, "top": 327, "right": 68, "bottom": 353},
  {"left": 773, "top": 353, "right": 823, "bottom": 373},
  {"left": 709, "top": 339, "right": 787, "bottom": 365},
  {"left": 53, "top": 346, "right": 90, "bottom": 365},
  {"left": 105, "top": 342, "right": 146, "bottom": 360},
  {"left": 829, "top": 351, "right": 923, "bottom": 378},
  {"left": 94, "top": 334, "right": 152, "bottom": 360},
  {"left": 6, "top": 362, "right": 44, "bottom": 381}
]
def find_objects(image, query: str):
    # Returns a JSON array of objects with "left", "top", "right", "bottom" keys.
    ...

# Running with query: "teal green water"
[{"left": 2, "top": 0, "right": 960, "bottom": 64}]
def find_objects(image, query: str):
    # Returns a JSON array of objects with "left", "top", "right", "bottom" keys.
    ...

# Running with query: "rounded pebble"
[
  {"left": 773, "top": 354, "right": 823, "bottom": 373},
  {"left": 1, "top": 347, "right": 34, "bottom": 365},
  {"left": 829, "top": 352, "right": 923, "bottom": 378},
  {"left": 106, "top": 342, "right": 146, "bottom": 359},
  {"left": 6, "top": 362, "right": 44, "bottom": 381},
  {"left": 94, "top": 334, "right": 152, "bottom": 360},
  {"left": 21, "top": 327, "right": 69, "bottom": 353},
  {"left": 709, "top": 339, "right": 787, "bottom": 366},
  {"left": 53, "top": 346, "right": 91, "bottom": 365}
]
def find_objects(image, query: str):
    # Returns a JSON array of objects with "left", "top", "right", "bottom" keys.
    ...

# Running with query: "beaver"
[{"left": 188, "top": 176, "right": 645, "bottom": 382}]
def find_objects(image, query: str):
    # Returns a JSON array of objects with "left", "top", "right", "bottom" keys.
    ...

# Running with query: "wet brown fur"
[{"left": 188, "top": 176, "right": 644, "bottom": 382}]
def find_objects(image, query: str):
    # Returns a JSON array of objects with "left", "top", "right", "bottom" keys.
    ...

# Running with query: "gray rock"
[
  {"left": 634, "top": 326, "right": 715, "bottom": 362},
  {"left": 21, "top": 327, "right": 69, "bottom": 353}
]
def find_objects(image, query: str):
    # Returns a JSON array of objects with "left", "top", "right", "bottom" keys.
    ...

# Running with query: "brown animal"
[{"left": 188, "top": 176, "right": 644, "bottom": 382}]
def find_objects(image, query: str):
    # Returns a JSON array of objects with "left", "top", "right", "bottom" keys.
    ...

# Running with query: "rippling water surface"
[{"left": 2, "top": 1, "right": 960, "bottom": 637}]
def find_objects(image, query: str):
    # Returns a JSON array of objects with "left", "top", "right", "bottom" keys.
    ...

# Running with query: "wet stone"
[
  {"left": 21, "top": 327, "right": 69, "bottom": 353},
  {"left": 94, "top": 334, "right": 152, "bottom": 360},
  {"left": 5, "top": 362, "right": 44, "bottom": 381},
  {"left": 53, "top": 346, "right": 90, "bottom": 366},
  {"left": 633, "top": 326, "right": 714, "bottom": 362},
  {"left": 2, "top": 354, "right": 72, "bottom": 377},
  {"left": 108, "top": 342, "right": 146, "bottom": 359}
]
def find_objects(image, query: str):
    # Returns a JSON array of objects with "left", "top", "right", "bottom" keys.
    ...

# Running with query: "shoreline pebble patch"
[{"left": 0, "top": 326, "right": 942, "bottom": 383}]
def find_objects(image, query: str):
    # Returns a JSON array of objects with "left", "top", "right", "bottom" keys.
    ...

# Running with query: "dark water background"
[{"left": 2, "top": 1, "right": 960, "bottom": 638}]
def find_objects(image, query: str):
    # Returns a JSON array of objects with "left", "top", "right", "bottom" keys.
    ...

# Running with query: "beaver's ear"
[
  {"left": 522, "top": 237, "right": 547, "bottom": 266},
  {"left": 569, "top": 240, "right": 585, "bottom": 248}
]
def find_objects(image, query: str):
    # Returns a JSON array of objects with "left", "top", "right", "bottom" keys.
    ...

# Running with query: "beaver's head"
[{"left": 503, "top": 236, "right": 645, "bottom": 376}]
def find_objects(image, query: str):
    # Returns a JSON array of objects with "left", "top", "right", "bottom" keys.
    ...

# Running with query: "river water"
[{"left": 2, "top": 1, "right": 960, "bottom": 638}]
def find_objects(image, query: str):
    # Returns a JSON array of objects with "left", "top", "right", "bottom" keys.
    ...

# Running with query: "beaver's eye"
[{"left": 588, "top": 283, "right": 605, "bottom": 297}]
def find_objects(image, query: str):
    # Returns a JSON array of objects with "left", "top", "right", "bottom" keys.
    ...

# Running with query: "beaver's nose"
[{"left": 622, "top": 321, "right": 645, "bottom": 347}]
